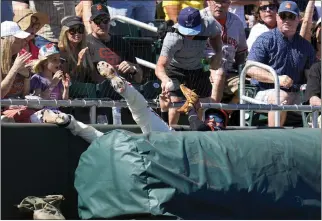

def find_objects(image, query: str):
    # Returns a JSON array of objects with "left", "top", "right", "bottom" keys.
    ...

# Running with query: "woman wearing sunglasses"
[
  {"left": 58, "top": 16, "right": 94, "bottom": 83},
  {"left": 247, "top": 0, "right": 279, "bottom": 51}
]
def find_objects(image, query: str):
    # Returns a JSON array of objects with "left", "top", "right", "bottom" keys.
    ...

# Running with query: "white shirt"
[
  {"left": 246, "top": 23, "right": 270, "bottom": 52},
  {"left": 228, "top": 5, "right": 247, "bottom": 28}
]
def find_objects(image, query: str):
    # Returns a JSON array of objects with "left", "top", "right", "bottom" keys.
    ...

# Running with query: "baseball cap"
[
  {"left": 90, "top": 3, "right": 110, "bottom": 21},
  {"left": 61, "top": 16, "right": 83, "bottom": 28},
  {"left": 33, "top": 43, "right": 60, "bottom": 73},
  {"left": 1, "top": 21, "right": 30, "bottom": 39},
  {"left": 278, "top": 1, "right": 300, "bottom": 16},
  {"left": 13, "top": 8, "right": 48, "bottom": 32},
  {"left": 174, "top": 7, "right": 202, "bottom": 36}
]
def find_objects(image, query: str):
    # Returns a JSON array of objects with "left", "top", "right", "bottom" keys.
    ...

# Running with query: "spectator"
[
  {"left": 304, "top": 61, "right": 321, "bottom": 128},
  {"left": 247, "top": 0, "right": 279, "bottom": 51},
  {"left": 58, "top": 16, "right": 94, "bottom": 82},
  {"left": 12, "top": 0, "right": 76, "bottom": 46},
  {"left": 305, "top": 61, "right": 321, "bottom": 107},
  {"left": 1, "top": 21, "right": 32, "bottom": 99},
  {"left": 155, "top": 7, "right": 222, "bottom": 126},
  {"left": 30, "top": 43, "right": 70, "bottom": 100},
  {"left": 79, "top": 0, "right": 156, "bottom": 34},
  {"left": 228, "top": 0, "right": 259, "bottom": 28},
  {"left": 1, "top": 21, "right": 35, "bottom": 123},
  {"left": 201, "top": 0, "right": 248, "bottom": 104},
  {"left": 163, "top": 0, "right": 205, "bottom": 22},
  {"left": 86, "top": 3, "right": 143, "bottom": 84},
  {"left": 247, "top": 1, "right": 316, "bottom": 127},
  {"left": 13, "top": 8, "right": 48, "bottom": 60},
  {"left": 312, "top": 18, "right": 321, "bottom": 60}
]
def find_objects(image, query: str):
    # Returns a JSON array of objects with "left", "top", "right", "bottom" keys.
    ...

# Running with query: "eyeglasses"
[
  {"left": 259, "top": 4, "right": 277, "bottom": 12},
  {"left": 279, "top": 12, "right": 296, "bottom": 20},
  {"left": 93, "top": 16, "right": 110, "bottom": 25},
  {"left": 207, "top": 114, "right": 224, "bottom": 123},
  {"left": 68, "top": 25, "right": 85, "bottom": 35}
]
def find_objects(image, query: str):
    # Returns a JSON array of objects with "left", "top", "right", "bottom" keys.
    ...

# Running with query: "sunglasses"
[
  {"left": 207, "top": 114, "right": 224, "bottom": 123},
  {"left": 68, "top": 25, "right": 85, "bottom": 35},
  {"left": 93, "top": 16, "right": 110, "bottom": 25},
  {"left": 279, "top": 12, "right": 296, "bottom": 20},
  {"left": 259, "top": 4, "right": 277, "bottom": 12}
]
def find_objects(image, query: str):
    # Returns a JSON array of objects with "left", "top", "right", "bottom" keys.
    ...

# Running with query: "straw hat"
[{"left": 13, "top": 8, "right": 48, "bottom": 32}]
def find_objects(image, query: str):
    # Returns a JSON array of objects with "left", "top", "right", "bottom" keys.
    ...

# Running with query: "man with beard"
[
  {"left": 86, "top": 3, "right": 143, "bottom": 84},
  {"left": 247, "top": 1, "right": 316, "bottom": 127}
]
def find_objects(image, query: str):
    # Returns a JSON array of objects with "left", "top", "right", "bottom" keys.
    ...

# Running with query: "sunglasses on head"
[
  {"left": 259, "top": 4, "right": 277, "bottom": 12},
  {"left": 279, "top": 12, "right": 296, "bottom": 20},
  {"left": 93, "top": 16, "right": 110, "bottom": 25},
  {"left": 68, "top": 25, "right": 85, "bottom": 35}
]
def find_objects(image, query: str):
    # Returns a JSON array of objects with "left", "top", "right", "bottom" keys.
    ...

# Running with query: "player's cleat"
[
  {"left": 42, "top": 109, "right": 70, "bottom": 125},
  {"left": 97, "top": 61, "right": 125, "bottom": 93}
]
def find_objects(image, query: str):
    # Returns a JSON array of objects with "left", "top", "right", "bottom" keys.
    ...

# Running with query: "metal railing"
[
  {"left": 239, "top": 61, "right": 281, "bottom": 127},
  {"left": 111, "top": 15, "right": 158, "bottom": 33}
]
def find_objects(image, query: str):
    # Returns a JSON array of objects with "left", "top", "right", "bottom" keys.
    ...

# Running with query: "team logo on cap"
[
  {"left": 285, "top": 3, "right": 292, "bottom": 9},
  {"left": 97, "top": 4, "right": 103, "bottom": 10}
]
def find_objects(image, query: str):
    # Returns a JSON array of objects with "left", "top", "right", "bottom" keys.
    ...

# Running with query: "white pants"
[{"left": 66, "top": 81, "right": 172, "bottom": 143}]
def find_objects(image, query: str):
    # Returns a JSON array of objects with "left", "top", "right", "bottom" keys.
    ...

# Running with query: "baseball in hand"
[{"left": 166, "top": 81, "right": 175, "bottom": 91}]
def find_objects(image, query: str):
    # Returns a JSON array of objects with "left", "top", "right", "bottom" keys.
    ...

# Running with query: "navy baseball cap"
[
  {"left": 175, "top": 7, "right": 202, "bottom": 36},
  {"left": 278, "top": 1, "right": 300, "bottom": 16}
]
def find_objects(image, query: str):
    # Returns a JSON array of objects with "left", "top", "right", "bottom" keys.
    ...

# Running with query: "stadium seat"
[{"left": 109, "top": 20, "right": 141, "bottom": 37}]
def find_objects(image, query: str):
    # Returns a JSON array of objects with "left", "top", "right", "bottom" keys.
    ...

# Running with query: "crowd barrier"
[{"left": 1, "top": 124, "right": 320, "bottom": 219}]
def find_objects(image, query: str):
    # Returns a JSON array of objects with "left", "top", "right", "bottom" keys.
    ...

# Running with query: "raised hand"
[{"left": 77, "top": 47, "right": 88, "bottom": 66}]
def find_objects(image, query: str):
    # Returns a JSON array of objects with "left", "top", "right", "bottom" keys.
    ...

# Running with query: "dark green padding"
[{"left": 75, "top": 128, "right": 321, "bottom": 220}]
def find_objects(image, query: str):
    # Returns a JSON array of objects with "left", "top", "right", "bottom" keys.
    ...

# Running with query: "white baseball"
[{"left": 166, "top": 81, "right": 175, "bottom": 91}]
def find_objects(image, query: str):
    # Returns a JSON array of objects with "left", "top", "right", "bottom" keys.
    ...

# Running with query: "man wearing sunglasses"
[
  {"left": 247, "top": 1, "right": 316, "bottom": 127},
  {"left": 87, "top": 3, "right": 143, "bottom": 84}
]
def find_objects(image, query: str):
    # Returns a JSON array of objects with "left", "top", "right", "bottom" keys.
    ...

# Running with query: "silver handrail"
[
  {"left": 239, "top": 61, "right": 280, "bottom": 127},
  {"left": 135, "top": 57, "right": 156, "bottom": 70},
  {"left": 110, "top": 15, "right": 158, "bottom": 33}
]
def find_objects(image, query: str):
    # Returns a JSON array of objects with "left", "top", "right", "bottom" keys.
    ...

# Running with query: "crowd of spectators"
[{"left": 0, "top": 0, "right": 321, "bottom": 127}]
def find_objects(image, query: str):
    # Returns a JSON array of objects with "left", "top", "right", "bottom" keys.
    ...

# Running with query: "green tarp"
[{"left": 75, "top": 128, "right": 321, "bottom": 219}]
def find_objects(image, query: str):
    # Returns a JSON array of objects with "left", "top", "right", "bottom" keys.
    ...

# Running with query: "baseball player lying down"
[{"left": 39, "top": 61, "right": 227, "bottom": 143}]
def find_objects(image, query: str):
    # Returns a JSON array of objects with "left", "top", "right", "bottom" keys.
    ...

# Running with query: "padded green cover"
[{"left": 75, "top": 128, "right": 321, "bottom": 219}]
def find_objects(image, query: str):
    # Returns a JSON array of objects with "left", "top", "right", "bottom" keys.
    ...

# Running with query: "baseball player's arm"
[{"left": 300, "top": 0, "right": 315, "bottom": 42}]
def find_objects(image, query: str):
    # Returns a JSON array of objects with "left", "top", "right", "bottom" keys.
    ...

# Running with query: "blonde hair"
[
  {"left": 1, "top": 36, "right": 15, "bottom": 75},
  {"left": 58, "top": 25, "right": 94, "bottom": 79},
  {"left": 32, "top": 59, "right": 47, "bottom": 73}
]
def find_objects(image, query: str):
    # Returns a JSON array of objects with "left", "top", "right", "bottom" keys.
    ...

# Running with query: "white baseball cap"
[{"left": 1, "top": 21, "right": 30, "bottom": 39}]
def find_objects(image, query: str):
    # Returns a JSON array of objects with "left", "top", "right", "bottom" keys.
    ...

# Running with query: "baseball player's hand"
[{"left": 279, "top": 75, "right": 293, "bottom": 88}]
